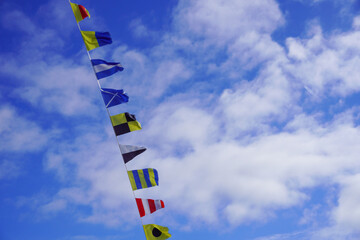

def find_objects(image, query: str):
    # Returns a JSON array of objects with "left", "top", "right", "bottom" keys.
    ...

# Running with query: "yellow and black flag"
[
  {"left": 110, "top": 112, "right": 141, "bottom": 136},
  {"left": 143, "top": 224, "right": 171, "bottom": 240}
]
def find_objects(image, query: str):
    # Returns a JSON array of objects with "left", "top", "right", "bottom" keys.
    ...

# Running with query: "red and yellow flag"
[{"left": 70, "top": 3, "right": 90, "bottom": 23}]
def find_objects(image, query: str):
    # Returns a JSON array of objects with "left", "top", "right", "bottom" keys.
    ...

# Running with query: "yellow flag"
[
  {"left": 143, "top": 224, "right": 171, "bottom": 240},
  {"left": 70, "top": 3, "right": 90, "bottom": 23}
]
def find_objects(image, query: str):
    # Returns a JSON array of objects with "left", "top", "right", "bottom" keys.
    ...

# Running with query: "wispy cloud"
[{"left": 0, "top": 105, "right": 49, "bottom": 152}]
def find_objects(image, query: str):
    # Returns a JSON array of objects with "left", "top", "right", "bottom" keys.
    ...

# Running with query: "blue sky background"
[{"left": 1, "top": 0, "right": 360, "bottom": 239}]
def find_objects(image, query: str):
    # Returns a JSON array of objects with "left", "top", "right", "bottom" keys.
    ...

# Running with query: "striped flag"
[
  {"left": 127, "top": 168, "right": 159, "bottom": 191},
  {"left": 81, "top": 31, "right": 112, "bottom": 51},
  {"left": 119, "top": 144, "right": 146, "bottom": 163},
  {"left": 136, "top": 198, "right": 165, "bottom": 217},
  {"left": 110, "top": 112, "right": 141, "bottom": 136},
  {"left": 91, "top": 59, "right": 124, "bottom": 79}
]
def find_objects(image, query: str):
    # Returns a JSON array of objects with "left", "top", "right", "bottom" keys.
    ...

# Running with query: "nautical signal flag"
[
  {"left": 143, "top": 224, "right": 171, "bottom": 240},
  {"left": 91, "top": 59, "right": 124, "bottom": 79},
  {"left": 119, "top": 144, "right": 146, "bottom": 163},
  {"left": 136, "top": 198, "right": 165, "bottom": 217},
  {"left": 127, "top": 168, "right": 159, "bottom": 191},
  {"left": 101, "top": 88, "right": 129, "bottom": 108},
  {"left": 110, "top": 112, "right": 141, "bottom": 136},
  {"left": 70, "top": 3, "right": 90, "bottom": 23},
  {"left": 81, "top": 31, "right": 112, "bottom": 51}
]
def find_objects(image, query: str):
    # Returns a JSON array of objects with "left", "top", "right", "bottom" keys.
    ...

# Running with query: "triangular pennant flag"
[
  {"left": 101, "top": 88, "right": 129, "bottom": 108},
  {"left": 136, "top": 198, "right": 165, "bottom": 217},
  {"left": 91, "top": 59, "right": 124, "bottom": 79},
  {"left": 119, "top": 144, "right": 146, "bottom": 163},
  {"left": 143, "top": 224, "right": 171, "bottom": 240},
  {"left": 127, "top": 168, "right": 158, "bottom": 191},
  {"left": 70, "top": 3, "right": 90, "bottom": 23}
]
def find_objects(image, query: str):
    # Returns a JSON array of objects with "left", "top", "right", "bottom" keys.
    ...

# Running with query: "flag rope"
[{"left": 68, "top": 0, "right": 148, "bottom": 238}]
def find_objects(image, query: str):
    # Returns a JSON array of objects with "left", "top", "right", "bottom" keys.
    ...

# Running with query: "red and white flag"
[{"left": 135, "top": 198, "right": 165, "bottom": 217}]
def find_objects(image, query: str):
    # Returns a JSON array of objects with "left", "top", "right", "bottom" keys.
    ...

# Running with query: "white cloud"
[
  {"left": 2, "top": 10, "right": 65, "bottom": 54},
  {"left": 108, "top": 46, "right": 193, "bottom": 100},
  {"left": 144, "top": 106, "right": 360, "bottom": 228},
  {"left": 285, "top": 22, "right": 360, "bottom": 97},
  {"left": 1, "top": 60, "right": 100, "bottom": 116},
  {"left": 173, "top": 0, "right": 284, "bottom": 45},
  {"left": 0, "top": 105, "right": 49, "bottom": 152},
  {"left": 332, "top": 174, "right": 360, "bottom": 235},
  {"left": 129, "top": 18, "right": 153, "bottom": 38},
  {"left": 353, "top": 15, "right": 360, "bottom": 29},
  {"left": 254, "top": 231, "right": 309, "bottom": 240},
  {"left": 219, "top": 60, "right": 295, "bottom": 136},
  {"left": 16, "top": 64, "right": 100, "bottom": 116},
  {"left": 0, "top": 7, "right": 101, "bottom": 117},
  {"left": 0, "top": 159, "right": 22, "bottom": 179},
  {"left": 38, "top": 95, "right": 360, "bottom": 233},
  {"left": 40, "top": 198, "right": 67, "bottom": 213},
  {"left": 42, "top": 132, "right": 140, "bottom": 227},
  {"left": 2, "top": 10, "right": 37, "bottom": 34}
]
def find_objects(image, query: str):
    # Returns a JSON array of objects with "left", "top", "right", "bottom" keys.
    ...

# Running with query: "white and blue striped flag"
[{"left": 91, "top": 59, "right": 124, "bottom": 79}]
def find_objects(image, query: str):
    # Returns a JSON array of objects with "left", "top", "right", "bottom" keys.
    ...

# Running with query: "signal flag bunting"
[
  {"left": 143, "top": 224, "right": 171, "bottom": 240},
  {"left": 136, "top": 198, "right": 165, "bottom": 217},
  {"left": 101, "top": 88, "right": 129, "bottom": 108},
  {"left": 128, "top": 168, "right": 159, "bottom": 190},
  {"left": 70, "top": 2, "right": 90, "bottom": 22},
  {"left": 81, "top": 31, "right": 112, "bottom": 51},
  {"left": 110, "top": 112, "right": 141, "bottom": 136},
  {"left": 91, "top": 59, "right": 124, "bottom": 79},
  {"left": 119, "top": 144, "right": 146, "bottom": 163}
]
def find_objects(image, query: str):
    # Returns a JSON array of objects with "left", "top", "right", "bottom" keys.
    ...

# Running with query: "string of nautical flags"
[{"left": 69, "top": 2, "right": 171, "bottom": 240}]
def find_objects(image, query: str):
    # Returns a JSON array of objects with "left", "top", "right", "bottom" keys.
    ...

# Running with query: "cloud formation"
[{"left": 2, "top": 0, "right": 360, "bottom": 239}]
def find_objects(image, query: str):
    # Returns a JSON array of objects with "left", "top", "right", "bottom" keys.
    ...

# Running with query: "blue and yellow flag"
[
  {"left": 81, "top": 31, "right": 112, "bottom": 51},
  {"left": 128, "top": 168, "right": 159, "bottom": 191}
]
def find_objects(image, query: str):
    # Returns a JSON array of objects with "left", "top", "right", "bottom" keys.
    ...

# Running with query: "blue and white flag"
[
  {"left": 101, "top": 88, "right": 129, "bottom": 108},
  {"left": 91, "top": 59, "right": 124, "bottom": 79}
]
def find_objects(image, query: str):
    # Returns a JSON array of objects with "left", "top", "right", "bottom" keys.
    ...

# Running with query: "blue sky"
[{"left": 1, "top": 0, "right": 360, "bottom": 239}]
